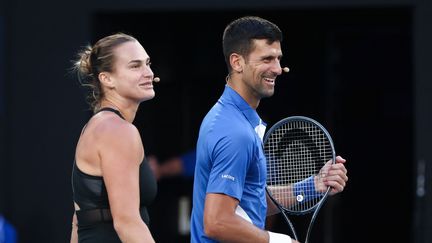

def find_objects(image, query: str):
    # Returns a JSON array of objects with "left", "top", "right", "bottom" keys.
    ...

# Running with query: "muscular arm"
[
  {"left": 266, "top": 193, "right": 280, "bottom": 216},
  {"left": 204, "top": 193, "right": 269, "bottom": 243},
  {"left": 266, "top": 185, "right": 296, "bottom": 212},
  {"left": 204, "top": 194, "right": 299, "bottom": 243},
  {"left": 266, "top": 156, "right": 348, "bottom": 212},
  {"left": 99, "top": 119, "right": 155, "bottom": 243}
]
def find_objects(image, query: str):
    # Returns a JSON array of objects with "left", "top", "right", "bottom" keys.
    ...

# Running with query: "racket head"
[{"left": 264, "top": 116, "right": 336, "bottom": 215}]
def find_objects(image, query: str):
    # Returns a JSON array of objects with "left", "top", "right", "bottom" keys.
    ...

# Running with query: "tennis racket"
[{"left": 264, "top": 116, "right": 336, "bottom": 243}]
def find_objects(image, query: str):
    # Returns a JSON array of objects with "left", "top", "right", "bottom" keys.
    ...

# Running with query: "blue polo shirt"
[{"left": 190, "top": 85, "right": 267, "bottom": 243}]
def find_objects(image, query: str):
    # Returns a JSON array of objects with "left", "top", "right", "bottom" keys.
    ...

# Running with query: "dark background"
[{"left": 0, "top": 0, "right": 431, "bottom": 242}]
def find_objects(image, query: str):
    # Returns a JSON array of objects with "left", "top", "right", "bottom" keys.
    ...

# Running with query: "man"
[{"left": 190, "top": 16, "right": 348, "bottom": 243}]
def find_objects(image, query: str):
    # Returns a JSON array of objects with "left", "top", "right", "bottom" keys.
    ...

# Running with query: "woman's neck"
[{"left": 100, "top": 99, "right": 138, "bottom": 123}]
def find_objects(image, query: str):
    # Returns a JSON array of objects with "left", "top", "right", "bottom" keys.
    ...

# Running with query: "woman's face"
[{"left": 108, "top": 40, "right": 155, "bottom": 103}]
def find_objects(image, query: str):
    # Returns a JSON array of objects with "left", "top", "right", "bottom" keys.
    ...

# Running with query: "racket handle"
[
  {"left": 268, "top": 231, "right": 293, "bottom": 243},
  {"left": 293, "top": 176, "right": 323, "bottom": 203}
]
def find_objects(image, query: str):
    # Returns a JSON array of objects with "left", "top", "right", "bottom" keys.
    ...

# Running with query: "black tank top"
[{"left": 72, "top": 107, "right": 157, "bottom": 225}]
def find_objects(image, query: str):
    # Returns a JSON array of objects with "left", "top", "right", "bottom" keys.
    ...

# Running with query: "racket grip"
[
  {"left": 268, "top": 231, "right": 292, "bottom": 243},
  {"left": 293, "top": 176, "right": 323, "bottom": 203}
]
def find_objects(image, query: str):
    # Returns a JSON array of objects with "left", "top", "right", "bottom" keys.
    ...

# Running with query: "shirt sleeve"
[{"left": 206, "top": 131, "right": 253, "bottom": 201}]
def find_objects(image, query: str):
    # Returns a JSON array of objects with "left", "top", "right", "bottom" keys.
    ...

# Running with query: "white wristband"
[{"left": 268, "top": 231, "right": 292, "bottom": 243}]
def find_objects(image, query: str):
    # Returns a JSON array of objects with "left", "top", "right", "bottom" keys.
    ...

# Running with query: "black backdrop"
[{"left": 2, "top": 2, "right": 429, "bottom": 242}]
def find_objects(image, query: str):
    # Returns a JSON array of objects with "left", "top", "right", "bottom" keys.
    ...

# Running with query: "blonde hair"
[{"left": 73, "top": 33, "right": 137, "bottom": 112}]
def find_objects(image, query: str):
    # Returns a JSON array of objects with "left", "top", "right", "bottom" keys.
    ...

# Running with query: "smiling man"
[
  {"left": 190, "top": 16, "right": 297, "bottom": 243},
  {"left": 190, "top": 16, "right": 348, "bottom": 243}
]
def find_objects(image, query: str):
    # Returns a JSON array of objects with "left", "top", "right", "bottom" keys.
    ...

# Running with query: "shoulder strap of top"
[
  {"left": 80, "top": 107, "right": 124, "bottom": 135},
  {"left": 97, "top": 107, "right": 125, "bottom": 120}
]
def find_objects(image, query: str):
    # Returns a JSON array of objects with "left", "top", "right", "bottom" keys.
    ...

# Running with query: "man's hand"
[{"left": 315, "top": 156, "right": 348, "bottom": 195}]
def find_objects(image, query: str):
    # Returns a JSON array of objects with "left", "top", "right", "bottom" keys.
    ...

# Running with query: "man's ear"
[
  {"left": 229, "top": 53, "right": 244, "bottom": 73},
  {"left": 98, "top": 72, "right": 115, "bottom": 89}
]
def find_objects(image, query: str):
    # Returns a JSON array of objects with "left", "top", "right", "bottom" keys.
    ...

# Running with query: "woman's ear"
[
  {"left": 98, "top": 72, "right": 115, "bottom": 89},
  {"left": 229, "top": 53, "right": 244, "bottom": 73}
]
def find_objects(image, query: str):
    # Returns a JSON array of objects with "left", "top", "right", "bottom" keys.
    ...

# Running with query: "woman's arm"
[
  {"left": 98, "top": 119, "right": 155, "bottom": 243},
  {"left": 70, "top": 212, "right": 78, "bottom": 243}
]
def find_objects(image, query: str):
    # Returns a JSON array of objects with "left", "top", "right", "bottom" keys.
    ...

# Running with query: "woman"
[{"left": 70, "top": 33, "right": 158, "bottom": 243}]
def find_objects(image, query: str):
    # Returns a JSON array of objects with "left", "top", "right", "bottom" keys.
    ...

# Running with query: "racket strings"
[{"left": 265, "top": 120, "right": 333, "bottom": 213}]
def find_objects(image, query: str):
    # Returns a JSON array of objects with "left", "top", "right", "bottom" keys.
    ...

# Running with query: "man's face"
[{"left": 241, "top": 39, "right": 283, "bottom": 100}]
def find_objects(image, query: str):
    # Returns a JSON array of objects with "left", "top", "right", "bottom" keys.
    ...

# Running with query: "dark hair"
[
  {"left": 222, "top": 16, "right": 283, "bottom": 73},
  {"left": 73, "top": 33, "right": 137, "bottom": 112}
]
